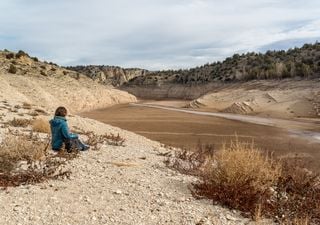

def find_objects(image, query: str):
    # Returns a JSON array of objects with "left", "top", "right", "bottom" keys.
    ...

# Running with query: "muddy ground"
[{"left": 81, "top": 101, "right": 320, "bottom": 171}]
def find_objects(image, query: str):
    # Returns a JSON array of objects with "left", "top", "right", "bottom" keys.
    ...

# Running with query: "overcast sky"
[{"left": 0, "top": 0, "right": 320, "bottom": 70}]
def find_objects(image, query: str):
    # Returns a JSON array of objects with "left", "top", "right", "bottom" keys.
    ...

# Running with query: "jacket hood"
[{"left": 50, "top": 116, "right": 67, "bottom": 127}]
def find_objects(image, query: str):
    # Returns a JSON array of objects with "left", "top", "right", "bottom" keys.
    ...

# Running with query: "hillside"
[
  {"left": 0, "top": 50, "right": 136, "bottom": 113},
  {"left": 190, "top": 79, "right": 320, "bottom": 118},
  {"left": 66, "top": 65, "right": 147, "bottom": 87},
  {"left": 68, "top": 42, "right": 320, "bottom": 88}
]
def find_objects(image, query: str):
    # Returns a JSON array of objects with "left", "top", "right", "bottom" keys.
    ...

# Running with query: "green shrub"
[
  {"left": 15, "top": 50, "right": 28, "bottom": 58},
  {"left": 8, "top": 64, "right": 17, "bottom": 74},
  {"left": 5, "top": 53, "right": 15, "bottom": 59}
]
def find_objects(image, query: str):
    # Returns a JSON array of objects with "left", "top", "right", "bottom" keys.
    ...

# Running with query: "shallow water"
[
  {"left": 82, "top": 102, "right": 320, "bottom": 171},
  {"left": 132, "top": 103, "right": 320, "bottom": 143}
]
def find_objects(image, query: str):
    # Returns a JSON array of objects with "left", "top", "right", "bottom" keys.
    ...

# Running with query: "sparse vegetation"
[
  {"left": 31, "top": 118, "right": 50, "bottom": 133},
  {"left": 0, "top": 132, "right": 70, "bottom": 187},
  {"left": 167, "top": 139, "right": 320, "bottom": 224},
  {"left": 40, "top": 70, "right": 47, "bottom": 76},
  {"left": 8, "top": 118, "right": 31, "bottom": 127},
  {"left": 22, "top": 102, "right": 32, "bottom": 109},
  {"left": 83, "top": 131, "right": 126, "bottom": 150},
  {"left": 8, "top": 64, "right": 17, "bottom": 74},
  {"left": 34, "top": 108, "right": 48, "bottom": 115},
  {"left": 15, "top": 50, "right": 29, "bottom": 59},
  {"left": 5, "top": 53, "right": 15, "bottom": 59}
]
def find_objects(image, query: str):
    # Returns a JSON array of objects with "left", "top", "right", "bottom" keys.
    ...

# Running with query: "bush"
[
  {"left": 193, "top": 140, "right": 281, "bottom": 214},
  {"left": 8, "top": 64, "right": 17, "bottom": 74},
  {"left": 40, "top": 70, "right": 47, "bottom": 76},
  {"left": 0, "top": 132, "right": 71, "bottom": 187},
  {"left": 167, "top": 139, "right": 320, "bottom": 224},
  {"left": 72, "top": 127, "right": 126, "bottom": 150},
  {"left": 5, "top": 53, "right": 15, "bottom": 59},
  {"left": 22, "top": 102, "right": 32, "bottom": 109},
  {"left": 32, "top": 118, "right": 50, "bottom": 133},
  {"left": 34, "top": 108, "right": 49, "bottom": 115},
  {"left": 15, "top": 50, "right": 28, "bottom": 59},
  {"left": 8, "top": 118, "right": 31, "bottom": 127},
  {"left": 0, "top": 133, "right": 46, "bottom": 172},
  {"left": 83, "top": 131, "right": 126, "bottom": 150}
]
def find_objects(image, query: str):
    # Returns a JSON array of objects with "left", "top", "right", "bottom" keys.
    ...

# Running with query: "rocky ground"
[{"left": 0, "top": 100, "right": 273, "bottom": 225}]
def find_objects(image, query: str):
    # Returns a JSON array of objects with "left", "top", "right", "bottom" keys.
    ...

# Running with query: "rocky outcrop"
[
  {"left": 67, "top": 65, "right": 148, "bottom": 87},
  {"left": 121, "top": 83, "right": 223, "bottom": 100}
]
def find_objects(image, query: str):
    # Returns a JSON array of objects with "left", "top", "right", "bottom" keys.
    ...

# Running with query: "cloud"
[{"left": 0, "top": 0, "right": 320, "bottom": 69}]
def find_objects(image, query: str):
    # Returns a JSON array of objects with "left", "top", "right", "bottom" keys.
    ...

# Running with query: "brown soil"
[{"left": 81, "top": 103, "right": 320, "bottom": 171}]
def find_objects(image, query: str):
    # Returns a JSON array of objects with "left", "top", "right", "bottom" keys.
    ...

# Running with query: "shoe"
[{"left": 81, "top": 145, "right": 90, "bottom": 151}]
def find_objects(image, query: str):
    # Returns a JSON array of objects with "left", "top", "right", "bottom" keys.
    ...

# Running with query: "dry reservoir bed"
[{"left": 81, "top": 102, "right": 320, "bottom": 171}]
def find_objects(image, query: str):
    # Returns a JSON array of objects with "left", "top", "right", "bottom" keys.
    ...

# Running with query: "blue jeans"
[{"left": 64, "top": 138, "right": 87, "bottom": 152}]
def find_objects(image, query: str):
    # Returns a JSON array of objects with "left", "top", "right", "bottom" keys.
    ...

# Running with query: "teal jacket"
[{"left": 49, "top": 116, "right": 78, "bottom": 150}]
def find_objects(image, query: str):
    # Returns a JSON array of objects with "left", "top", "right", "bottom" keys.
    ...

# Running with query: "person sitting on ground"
[{"left": 50, "top": 106, "right": 89, "bottom": 152}]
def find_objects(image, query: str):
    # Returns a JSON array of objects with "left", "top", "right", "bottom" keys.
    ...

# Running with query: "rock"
[
  {"left": 114, "top": 190, "right": 122, "bottom": 195},
  {"left": 226, "top": 214, "right": 238, "bottom": 221}
]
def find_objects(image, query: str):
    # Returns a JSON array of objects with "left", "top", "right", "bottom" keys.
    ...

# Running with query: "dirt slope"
[
  {"left": 0, "top": 50, "right": 136, "bottom": 113},
  {"left": 190, "top": 79, "right": 320, "bottom": 119}
]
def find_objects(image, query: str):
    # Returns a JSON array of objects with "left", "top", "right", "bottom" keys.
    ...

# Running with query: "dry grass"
[
  {"left": 34, "top": 108, "right": 49, "bottom": 115},
  {"left": 32, "top": 118, "right": 50, "bottom": 133},
  {"left": 165, "top": 140, "right": 215, "bottom": 175},
  {"left": 83, "top": 131, "right": 126, "bottom": 150},
  {"left": 193, "top": 140, "right": 281, "bottom": 214},
  {"left": 8, "top": 118, "right": 31, "bottom": 127},
  {"left": 0, "top": 131, "right": 71, "bottom": 187},
  {"left": 168, "top": 138, "right": 320, "bottom": 224},
  {"left": 0, "top": 133, "right": 47, "bottom": 173},
  {"left": 22, "top": 102, "right": 32, "bottom": 109},
  {"left": 210, "top": 141, "right": 280, "bottom": 192},
  {"left": 281, "top": 217, "right": 310, "bottom": 225}
]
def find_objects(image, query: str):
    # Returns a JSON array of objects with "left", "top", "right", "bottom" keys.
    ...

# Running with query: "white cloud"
[{"left": 0, "top": 0, "right": 319, "bottom": 69}]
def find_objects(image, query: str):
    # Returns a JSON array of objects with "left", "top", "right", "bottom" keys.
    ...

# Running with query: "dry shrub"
[
  {"left": 32, "top": 118, "right": 50, "bottom": 133},
  {"left": 8, "top": 118, "right": 31, "bottom": 127},
  {"left": 0, "top": 132, "right": 71, "bottom": 187},
  {"left": 193, "top": 140, "right": 281, "bottom": 215},
  {"left": 15, "top": 50, "right": 28, "bottom": 58},
  {"left": 104, "top": 133, "right": 126, "bottom": 146},
  {"left": 83, "top": 131, "right": 126, "bottom": 150},
  {"left": 165, "top": 141, "right": 215, "bottom": 175},
  {"left": 271, "top": 158, "right": 320, "bottom": 224},
  {"left": 0, "top": 134, "right": 46, "bottom": 173},
  {"left": 281, "top": 217, "right": 310, "bottom": 225},
  {"left": 8, "top": 64, "right": 17, "bottom": 74},
  {"left": 22, "top": 102, "right": 32, "bottom": 109},
  {"left": 5, "top": 53, "right": 15, "bottom": 59},
  {"left": 34, "top": 108, "right": 49, "bottom": 115},
  {"left": 168, "top": 138, "right": 320, "bottom": 224}
]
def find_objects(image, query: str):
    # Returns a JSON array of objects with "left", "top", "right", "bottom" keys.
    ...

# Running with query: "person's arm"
[{"left": 61, "top": 121, "right": 78, "bottom": 139}]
